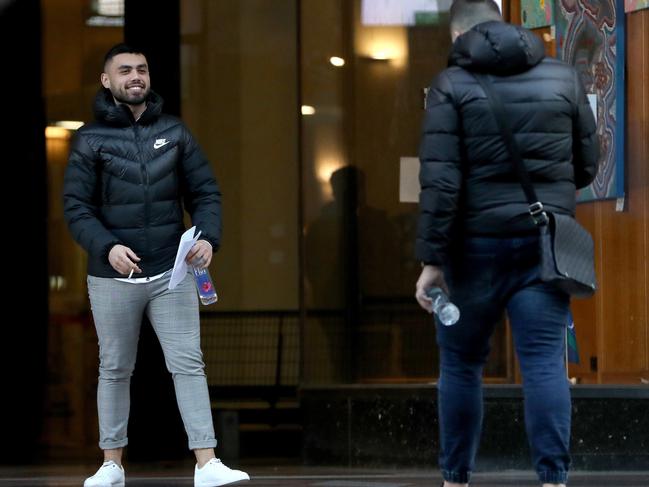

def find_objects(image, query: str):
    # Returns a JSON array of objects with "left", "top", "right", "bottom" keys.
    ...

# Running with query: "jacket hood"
[
  {"left": 449, "top": 21, "right": 545, "bottom": 75},
  {"left": 93, "top": 88, "right": 164, "bottom": 126}
]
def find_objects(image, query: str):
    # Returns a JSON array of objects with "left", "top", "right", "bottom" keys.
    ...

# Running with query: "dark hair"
[
  {"left": 449, "top": 0, "right": 502, "bottom": 34},
  {"left": 103, "top": 43, "right": 146, "bottom": 69}
]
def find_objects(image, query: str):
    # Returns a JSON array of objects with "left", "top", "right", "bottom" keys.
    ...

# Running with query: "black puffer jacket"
[
  {"left": 63, "top": 89, "right": 221, "bottom": 277},
  {"left": 416, "top": 21, "right": 598, "bottom": 265}
]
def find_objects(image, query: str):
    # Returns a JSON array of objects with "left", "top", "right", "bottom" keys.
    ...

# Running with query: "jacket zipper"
[{"left": 133, "top": 124, "right": 151, "bottom": 261}]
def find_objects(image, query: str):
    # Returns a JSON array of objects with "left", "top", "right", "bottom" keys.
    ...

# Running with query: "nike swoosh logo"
[{"left": 153, "top": 139, "right": 170, "bottom": 149}]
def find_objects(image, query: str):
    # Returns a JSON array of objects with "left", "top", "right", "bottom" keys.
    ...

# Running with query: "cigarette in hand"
[{"left": 128, "top": 268, "right": 134, "bottom": 279}]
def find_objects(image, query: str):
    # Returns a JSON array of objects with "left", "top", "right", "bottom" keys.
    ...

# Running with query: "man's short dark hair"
[
  {"left": 450, "top": 0, "right": 502, "bottom": 34},
  {"left": 103, "top": 43, "right": 146, "bottom": 70}
]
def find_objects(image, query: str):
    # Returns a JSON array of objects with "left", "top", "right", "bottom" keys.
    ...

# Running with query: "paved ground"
[{"left": 0, "top": 465, "right": 648, "bottom": 486}]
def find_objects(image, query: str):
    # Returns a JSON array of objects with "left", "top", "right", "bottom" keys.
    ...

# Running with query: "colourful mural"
[
  {"left": 556, "top": 0, "right": 625, "bottom": 201},
  {"left": 625, "top": 0, "right": 649, "bottom": 12},
  {"left": 521, "top": 0, "right": 554, "bottom": 28}
]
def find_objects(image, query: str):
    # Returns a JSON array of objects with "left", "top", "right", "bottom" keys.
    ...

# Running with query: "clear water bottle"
[
  {"left": 426, "top": 287, "right": 460, "bottom": 326},
  {"left": 192, "top": 266, "right": 218, "bottom": 305}
]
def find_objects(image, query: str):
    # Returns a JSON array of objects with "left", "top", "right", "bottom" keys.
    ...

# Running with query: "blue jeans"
[{"left": 437, "top": 236, "right": 571, "bottom": 484}]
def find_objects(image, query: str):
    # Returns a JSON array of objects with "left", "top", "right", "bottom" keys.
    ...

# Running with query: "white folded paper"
[{"left": 168, "top": 226, "right": 201, "bottom": 290}]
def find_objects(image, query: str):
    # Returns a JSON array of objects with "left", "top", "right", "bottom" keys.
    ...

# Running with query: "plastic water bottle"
[
  {"left": 426, "top": 287, "right": 460, "bottom": 326},
  {"left": 192, "top": 266, "right": 218, "bottom": 305}
]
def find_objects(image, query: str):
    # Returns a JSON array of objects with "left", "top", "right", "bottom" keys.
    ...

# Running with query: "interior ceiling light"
[{"left": 54, "top": 121, "right": 84, "bottom": 130}]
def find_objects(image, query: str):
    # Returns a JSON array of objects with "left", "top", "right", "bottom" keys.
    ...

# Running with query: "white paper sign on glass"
[{"left": 399, "top": 156, "right": 421, "bottom": 203}]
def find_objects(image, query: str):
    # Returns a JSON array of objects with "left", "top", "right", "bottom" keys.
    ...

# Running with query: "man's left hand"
[{"left": 186, "top": 239, "right": 213, "bottom": 269}]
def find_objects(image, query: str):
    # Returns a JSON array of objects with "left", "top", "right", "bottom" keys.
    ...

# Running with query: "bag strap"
[{"left": 471, "top": 72, "right": 549, "bottom": 226}]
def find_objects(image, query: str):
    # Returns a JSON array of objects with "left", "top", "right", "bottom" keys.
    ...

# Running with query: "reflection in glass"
[{"left": 300, "top": 0, "right": 512, "bottom": 385}]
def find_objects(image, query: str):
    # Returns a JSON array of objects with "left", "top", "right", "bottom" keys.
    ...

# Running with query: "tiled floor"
[{"left": 0, "top": 465, "right": 647, "bottom": 486}]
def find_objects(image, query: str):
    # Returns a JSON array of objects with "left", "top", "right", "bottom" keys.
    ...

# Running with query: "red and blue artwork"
[
  {"left": 625, "top": 0, "right": 649, "bottom": 12},
  {"left": 566, "top": 311, "right": 580, "bottom": 364},
  {"left": 556, "top": 0, "right": 625, "bottom": 201},
  {"left": 521, "top": 0, "right": 555, "bottom": 29}
]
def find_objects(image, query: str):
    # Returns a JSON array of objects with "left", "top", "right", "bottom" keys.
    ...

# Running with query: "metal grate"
[{"left": 201, "top": 311, "right": 299, "bottom": 387}]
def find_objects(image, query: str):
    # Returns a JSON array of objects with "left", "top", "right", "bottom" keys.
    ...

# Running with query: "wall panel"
[{"left": 510, "top": 3, "right": 649, "bottom": 384}]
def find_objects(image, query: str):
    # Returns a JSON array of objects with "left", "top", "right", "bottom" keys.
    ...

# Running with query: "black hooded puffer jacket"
[
  {"left": 63, "top": 89, "right": 222, "bottom": 277},
  {"left": 416, "top": 21, "right": 599, "bottom": 266}
]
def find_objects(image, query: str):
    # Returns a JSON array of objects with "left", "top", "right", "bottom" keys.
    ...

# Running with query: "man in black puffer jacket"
[
  {"left": 413, "top": 2, "right": 598, "bottom": 487},
  {"left": 63, "top": 44, "right": 249, "bottom": 487}
]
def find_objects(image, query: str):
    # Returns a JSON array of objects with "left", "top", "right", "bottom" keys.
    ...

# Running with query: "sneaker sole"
[{"left": 195, "top": 478, "right": 249, "bottom": 487}]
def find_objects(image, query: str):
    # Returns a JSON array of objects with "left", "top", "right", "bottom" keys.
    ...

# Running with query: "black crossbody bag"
[{"left": 471, "top": 73, "right": 597, "bottom": 298}]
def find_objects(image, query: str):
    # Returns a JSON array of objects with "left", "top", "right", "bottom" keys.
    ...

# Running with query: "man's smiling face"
[{"left": 101, "top": 52, "right": 150, "bottom": 106}]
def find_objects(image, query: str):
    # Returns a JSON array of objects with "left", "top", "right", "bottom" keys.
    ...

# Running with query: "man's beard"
[{"left": 112, "top": 86, "right": 149, "bottom": 106}]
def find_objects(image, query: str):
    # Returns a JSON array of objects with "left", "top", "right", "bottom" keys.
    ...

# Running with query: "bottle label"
[
  {"left": 192, "top": 267, "right": 218, "bottom": 305},
  {"left": 194, "top": 271, "right": 213, "bottom": 296}
]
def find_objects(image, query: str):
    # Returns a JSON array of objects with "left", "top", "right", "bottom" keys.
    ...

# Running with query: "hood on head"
[{"left": 449, "top": 21, "right": 545, "bottom": 75}]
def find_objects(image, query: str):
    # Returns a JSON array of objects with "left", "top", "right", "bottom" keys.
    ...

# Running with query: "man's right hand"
[
  {"left": 415, "top": 265, "right": 448, "bottom": 313},
  {"left": 108, "top": 244, "right": 142, "bottom": 276}
]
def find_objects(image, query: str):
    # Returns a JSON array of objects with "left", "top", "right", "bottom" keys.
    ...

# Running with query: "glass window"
[{"left": 300, "top": 0, "right": 512, "bottom": 385}]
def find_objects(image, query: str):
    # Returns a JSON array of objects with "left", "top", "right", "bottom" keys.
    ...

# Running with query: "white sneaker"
[
  {"left": 83, "top": 461, "right": 125, "bottom": 487},
  {"left": 194, "top": 458, "right": 250, "bottom": 486}
]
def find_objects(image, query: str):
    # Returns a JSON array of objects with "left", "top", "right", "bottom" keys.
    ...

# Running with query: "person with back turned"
[
  {"left": 63, "top": 43, "right": 249, "bottom": 487},
  {"left": 414, "top": 2, "right": 598, "bottom": 486}
]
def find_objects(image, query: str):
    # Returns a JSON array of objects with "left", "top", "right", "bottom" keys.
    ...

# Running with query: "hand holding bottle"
[
  {"left": 186, "top": 238, "right": 217, "bottom": 305},
  {"left": 186, "top": 239, "right": 213, "bottom": 269},
  {"left": 415, "top": 264, "right": 448, "bottom": 312}
]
